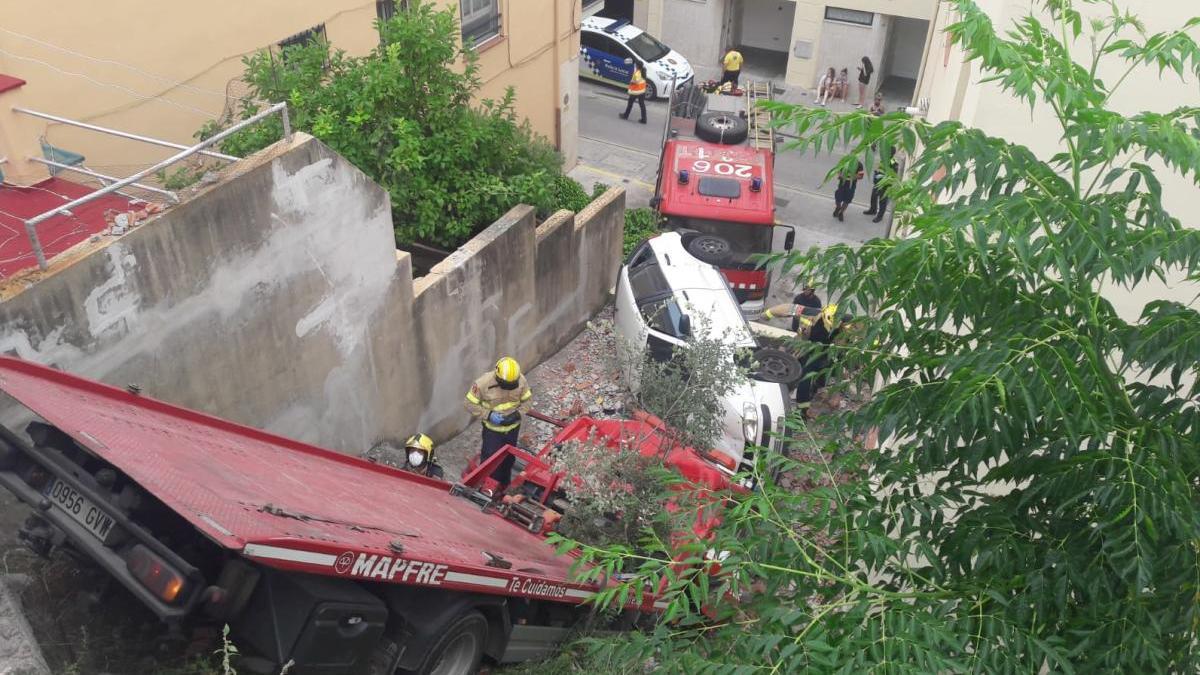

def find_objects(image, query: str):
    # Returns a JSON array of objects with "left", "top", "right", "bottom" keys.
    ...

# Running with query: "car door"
[
  {"left": 589, "top": 33, "right": 634, "bottom": 85},
  {"left": 580, "top": 30, "right": 608, "bottom": 82}
]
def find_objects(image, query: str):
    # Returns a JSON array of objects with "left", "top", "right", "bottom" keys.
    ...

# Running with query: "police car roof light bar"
[{"left": 603, "top": 19, "right": 631, "bottom": 34}]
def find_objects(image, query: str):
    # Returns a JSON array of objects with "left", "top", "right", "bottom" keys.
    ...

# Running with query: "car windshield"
[{"left": 626, "top": 32, "right": 670, "bottom": 63}]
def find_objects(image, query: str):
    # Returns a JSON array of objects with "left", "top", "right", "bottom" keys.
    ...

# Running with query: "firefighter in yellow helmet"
[
  {"left": 464, "top": 356, "right": 532, "bottom": 492},
  {"left": 403, "top": 433, "right": 444, "bottom": 480},
  {"left": 763, "top": 302, "right": 844, "bottom": 418}
]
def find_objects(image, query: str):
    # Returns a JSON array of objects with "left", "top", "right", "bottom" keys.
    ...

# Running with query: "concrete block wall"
[{"left": 0, "top": 133, "right": 625, "bottom": 454}]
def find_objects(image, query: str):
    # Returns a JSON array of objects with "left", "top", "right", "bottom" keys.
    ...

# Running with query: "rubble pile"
[{"left": 436, "top": 307, "right": 631, "bottom": 476}]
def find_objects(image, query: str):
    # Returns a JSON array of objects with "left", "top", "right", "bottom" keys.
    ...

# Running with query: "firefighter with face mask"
[
  {"left": 763, "top": 302, "right": 844, "bottom": 417},
  {"left": 464, "top": 356, "right": 532, "bottom": 493},
  {"left": 403, "top": 433, "right": 444, "bottom": 480}
]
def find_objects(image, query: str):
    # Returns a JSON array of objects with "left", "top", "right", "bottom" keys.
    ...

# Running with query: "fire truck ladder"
[{"left": 745, "top": 80, "right": 774, "bottom": 151}]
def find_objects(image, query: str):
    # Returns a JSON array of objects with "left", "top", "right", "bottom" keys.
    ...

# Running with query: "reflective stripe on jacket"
[
  {"left": 465, "top": 372, "right": 533, "bottom": 432},
  {"left": 628, "top": 69, "right": 647, "bottom": 95}
]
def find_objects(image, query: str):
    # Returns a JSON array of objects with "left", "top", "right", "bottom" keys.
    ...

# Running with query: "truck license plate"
[{"left": 45, "top": 479, "right": 116, "bottom": 544}]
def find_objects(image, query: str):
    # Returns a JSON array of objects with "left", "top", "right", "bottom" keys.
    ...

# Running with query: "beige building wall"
[
  {"left": 914, "top": 0, "right": 1198, "bottom": 319},
  {"left": 0, "top": 0, "right": 579, "bottom": 188},
  {"left": 635, "top": 0, "right": 934, "bottom": 92},
  {"left": 784, "top": 0, "right": 936, "bottom": 88}
]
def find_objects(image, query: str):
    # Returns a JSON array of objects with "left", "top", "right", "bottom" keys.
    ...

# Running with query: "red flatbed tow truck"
[{"left": 0, "top": 357, "right": 675, "bottom": 674}]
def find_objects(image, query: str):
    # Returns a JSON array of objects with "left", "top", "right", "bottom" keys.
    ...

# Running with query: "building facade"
[
  {"left": 606, "top": 0, "right": 934, "bottom": 98},
  {"left": 913, "top": 0, "right": 1197, "bottom": 318},
  {"left": 0, "top": 0, "right": 581, "bottom": 187}
]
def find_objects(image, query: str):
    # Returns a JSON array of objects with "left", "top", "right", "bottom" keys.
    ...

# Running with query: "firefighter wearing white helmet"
[
  {"left": 403, "top": 433, "right": 444, "bottom": 480},
  {"left": 464, "top": 356, "right": 532, "bottom": 492}
]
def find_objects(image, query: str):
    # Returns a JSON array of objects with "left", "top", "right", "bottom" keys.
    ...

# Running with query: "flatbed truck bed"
[{"left": 0, "top": 357, "right": 653, "bottom": 674}]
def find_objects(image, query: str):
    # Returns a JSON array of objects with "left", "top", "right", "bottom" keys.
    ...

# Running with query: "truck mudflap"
[{"left": 0, "top": 357, "right": 662, "bottom": 612}]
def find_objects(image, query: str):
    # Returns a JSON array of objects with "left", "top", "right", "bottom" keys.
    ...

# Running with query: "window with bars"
[
  {"left": 278, "top": 24, "right": 327, "bottom": 51},
  {"left": 460, "top": 0, "right": 501, "bottom": 46},
  {"left": 824, "top": 6, "right": 874, "bottom": 26},
  {"left": 277, "top": 24, "right": 327, "bottom": 65},
  {"left": 377, "top": 0, "right": 409, "bottom": 22}
]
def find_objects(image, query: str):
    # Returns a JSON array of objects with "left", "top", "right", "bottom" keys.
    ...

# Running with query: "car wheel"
[
  {"left": 685, "top": 234, "right": 733, "bottom": 265},
  {"left": 752, "top": 348, "right": 803, "bottom": 385},
  {"left": 694, "top": 111, "right": 749, "bottom": 144},
  {"left": 646, "top": 79, "right": 658, "bottom": 101}
]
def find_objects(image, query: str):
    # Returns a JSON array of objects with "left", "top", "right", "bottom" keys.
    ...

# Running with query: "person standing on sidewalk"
[
  {"left": 864, "top": 157, "right": 898, "bottom": 223},
  {"left": 832, "top": 159, "right": 864, "bottom": 221},
  {"left": 619, "top": 60, "right": 648, "bottom": 124},
  {"left": 720, "top": 46, "right": 744, "bottom": 89},
  {"left": 856, "top": 56, "right": 874, "bottom": 108}
]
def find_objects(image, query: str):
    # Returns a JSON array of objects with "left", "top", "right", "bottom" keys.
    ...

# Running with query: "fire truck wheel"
[
  {"left": 405, "top": 610, "right": 487, "bottom": 675},
  {"left": 694, "top": 111, "right": 749, "bottom": 144},
  {"left": 752, "top": 348, "right": 803, "bottom": 385},
  {"left": 685, "top": 234, "right": 733, "bottom": 265}
]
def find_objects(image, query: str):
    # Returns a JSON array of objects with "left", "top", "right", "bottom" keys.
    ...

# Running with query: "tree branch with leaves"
[{"left": 550, "top": 1, "right": 1200, "bottom": 672}]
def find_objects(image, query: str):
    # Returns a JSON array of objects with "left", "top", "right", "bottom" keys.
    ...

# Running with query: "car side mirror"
[
  {"left": 783, "top": 229, "right": 796, "bottom": 251},
  {"left": 679, "top": 314, "right": 692, "bottom": 336}
]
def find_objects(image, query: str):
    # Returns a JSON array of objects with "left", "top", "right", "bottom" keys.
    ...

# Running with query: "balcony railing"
[{"left": 11, "top": 102, "right": 291, "bottom": 270}]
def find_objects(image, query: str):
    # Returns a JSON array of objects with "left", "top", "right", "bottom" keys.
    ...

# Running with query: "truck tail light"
[{"left": 124, "top": 544, "right": 187, "bottom": 604}]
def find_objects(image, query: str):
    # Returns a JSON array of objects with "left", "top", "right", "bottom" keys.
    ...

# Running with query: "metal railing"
[
  {"left": 14, "top": 108, "right": 240, "bottom": 162},
  {"left": 13, "top": 101, "right": 290, "bottom": 270},
  {"left": 27, "top": 157, "right": 179, "bottom": 202}
]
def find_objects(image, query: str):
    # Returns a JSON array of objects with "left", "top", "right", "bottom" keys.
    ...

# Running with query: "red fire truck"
[
  {"left": 0, "top": 357, "right": 729, "bottom": 675},
  {"left": 652, "top": 80, "right": 796, "bottom": 314}
]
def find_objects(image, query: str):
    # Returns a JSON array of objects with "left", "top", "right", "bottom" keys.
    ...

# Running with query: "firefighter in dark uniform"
[
  {"left": 764, "top": 303, "right": 843, "bottom": 418},
  {"left": 464, "top": 356, "right": 532, "bottom": 493},
  {"left": 789, "top": 283, "right": 823, "bottom": 333}
]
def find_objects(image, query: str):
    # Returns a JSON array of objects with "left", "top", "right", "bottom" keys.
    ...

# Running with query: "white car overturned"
[{"left": 614, "top": 232, "right": 800, "bottom": 476}]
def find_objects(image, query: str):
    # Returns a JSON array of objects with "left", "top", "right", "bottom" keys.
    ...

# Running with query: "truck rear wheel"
[
  {"left": 695, "top": 111, "right": 749, "bottom": 145},
  {"left": 406, "top": 610, "right": 487, "bottom": 675}
]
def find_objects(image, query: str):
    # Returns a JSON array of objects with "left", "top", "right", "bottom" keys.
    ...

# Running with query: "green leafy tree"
[
  {"left": 199, "top": 0, "right": 584, "bottom": 248},
  {"left": 617, "top": 313, "right": 747, "bottom": 453},
  {"left": 554, "top": 1, "right": 1200, "bottom": 672}
]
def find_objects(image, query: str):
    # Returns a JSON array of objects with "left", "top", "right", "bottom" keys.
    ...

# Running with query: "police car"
[{"left": 580, "top": 17, "right": 693, "bottom": 100}]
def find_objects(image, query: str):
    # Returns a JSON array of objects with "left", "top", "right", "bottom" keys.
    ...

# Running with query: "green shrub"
[
  {"left": 196, "top": 0, "right": 586, "bottom": 250},
  {"left": 622, "top": 208, "right": 660, "bottom": 256}
]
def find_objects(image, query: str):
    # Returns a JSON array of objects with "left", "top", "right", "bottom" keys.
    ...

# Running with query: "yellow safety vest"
[{"left": 628, "top": 69, "right": 647, "bottom": 96}]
